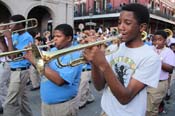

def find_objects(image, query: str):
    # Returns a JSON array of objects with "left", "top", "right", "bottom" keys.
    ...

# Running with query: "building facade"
[
  {"left": 0, "top": 0, "right": 74, "bottom": 34},
  {"left": 74, "top": 0, "right": 175, "bottom": 34}
]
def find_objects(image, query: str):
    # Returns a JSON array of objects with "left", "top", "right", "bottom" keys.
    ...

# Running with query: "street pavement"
[{"left": 0, "top": 82, "right": 175, "bottom": 116}]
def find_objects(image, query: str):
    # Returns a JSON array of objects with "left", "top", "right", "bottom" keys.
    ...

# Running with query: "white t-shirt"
[
  {"left": 102, "top": 43, "right": 161, "bottom": 116},
  {"left": 159, "top": 47, "right": 175, "bottom": 80},
  {"left": 152, "top": 46, "right": 175, "bottom": 80},
  {"left": 106, "top": 44, "right": 119, "bottom": 53}
]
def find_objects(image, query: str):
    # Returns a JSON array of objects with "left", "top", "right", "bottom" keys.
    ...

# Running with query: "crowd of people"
[{"left": 0, "top": 3, "right": 175, "bottom": 116}]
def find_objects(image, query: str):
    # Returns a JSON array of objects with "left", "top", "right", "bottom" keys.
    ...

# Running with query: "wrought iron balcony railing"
[{"left": 74, "top": 7, "right": 175, "bottom": 22}]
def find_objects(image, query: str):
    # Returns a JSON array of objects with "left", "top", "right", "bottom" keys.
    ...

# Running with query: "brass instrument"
[
  {"left": 45, "top": 40, "right": 55, "bottom": 45},
  {"left": 141, "top": 31, "right": 148, "bottom": 41},
  {"left": 41, "top": 34, "right": 122, "bottom": 67},
  {"left": 0, "top": 43, "right": 53, "bottom": 60},
  {"left": 0, "top": 34, "right": 122, "bottom": 74},
  {"left": 164, "top": 28, "right": 173, "bottom": 39},
  {"left": 0, "top": 18, "right": 38, "bottom": 36}
]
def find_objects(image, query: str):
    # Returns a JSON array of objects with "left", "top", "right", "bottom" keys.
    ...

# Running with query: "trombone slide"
[{"left": 0, "top": 18, "right": 38, "bottom": 36}]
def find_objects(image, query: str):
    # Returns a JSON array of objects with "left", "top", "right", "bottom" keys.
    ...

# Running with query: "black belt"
[
  {"left": 82, "top": 69, "right": 91, "bottom": 72},
  {"left": 11, "top": 67, "right": 29, "bottom": 71},
  {"left": 159, "top": 80, "right": 167, "bottom": 82}
]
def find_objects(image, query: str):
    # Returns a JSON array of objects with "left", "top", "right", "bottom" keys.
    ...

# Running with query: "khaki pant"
[
  {"left": 170, "top": 69, "right": 175, "bottom": 94},
  {"left": 42, "top": 96, "right": 79, "bottom": 116},
  {"left": 0, "top": 62, "right": 10, "bottom": 107},
  {"left": 146, "top": 80, "right": 168, "bottom": 116},
  {"left": 76, "top": 71, "right": 94, "bottom": 108},
  {"left": 29, "top": 65, "right": 40, "bottom": 88},
  {"left": 3, "top": 70, "right": 33, "bottom": 116}
]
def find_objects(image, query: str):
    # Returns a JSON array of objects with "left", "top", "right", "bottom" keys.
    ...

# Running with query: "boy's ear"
[
  {"left": 67, "top": 36, "right": 72, "bottom": 42},
  {"left": 140, "top": 23, "right": 147, "bottom": 32}
]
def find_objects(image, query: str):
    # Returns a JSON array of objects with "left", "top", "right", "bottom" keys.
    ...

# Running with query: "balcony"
[
  {"left": 149, "top": 8, "right": 175, "bottom": 21},
  {"left": 74, "top": 7, "right": 120, "bottom": 17},
  {"left": 74, "top": 6, "right": 175, "bottom": 22}
]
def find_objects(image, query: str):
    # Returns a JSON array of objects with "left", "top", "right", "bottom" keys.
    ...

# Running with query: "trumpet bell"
[
  {"left": 31, "top": 44, "right": 45, "bottom": 75},
  {"left": 164, "top": 28, "right": 173, "bottom": 39},
  {"left": 141, "top": 31, "right": 147, "bottom": 41}
]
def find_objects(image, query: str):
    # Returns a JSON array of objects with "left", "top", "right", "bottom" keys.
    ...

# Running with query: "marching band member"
[
  {"left": 83, "top": 3, "right": 161, "bottom": 116},
  {"left": 147, "top": 30, "right": 175, "bottom": 115},
  {"left": 0, "top": 21, "right": 11, "bottom": 114},
  {"left": 24, "top": 24, "right": 82, "bottom": 116},
  {"left": 3, "top": 14, "right": 34, "bottom": 116}
]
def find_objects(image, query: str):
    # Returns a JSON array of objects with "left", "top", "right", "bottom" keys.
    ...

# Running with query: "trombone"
[
  {"left": 0, "top": 43, "right": 54, "bottom": 60},
  {"left": 0, "top": 18, "right": 38, "bottom": 36}
]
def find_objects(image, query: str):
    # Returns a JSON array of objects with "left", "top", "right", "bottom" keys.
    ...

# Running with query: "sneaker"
[
  {"left": 30, "top": 86, "right": 40, "bottom": 91},
  {"left": 79, "top": 102, "right": 86, "bottom": 109},
  {"left": 162, "top": 110, "right": 167, "bottom": 114},
  {"left": 26, "top": 80, "right": 31, "bottom": 86},
  {"left": 87, "top": 94, "right": 95, "bottom": 104}
]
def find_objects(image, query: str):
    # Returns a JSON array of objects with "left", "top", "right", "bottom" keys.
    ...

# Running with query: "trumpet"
[
  {"left": 39, "top": 34, "right": 122, "bottom": 68},
  {"left": 0, "top": 18, "right": 38, "bottom": 36}
]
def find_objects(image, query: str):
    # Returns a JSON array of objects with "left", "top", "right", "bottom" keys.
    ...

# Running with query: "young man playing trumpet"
[{"left": 83, "top": 3, "right": 161, "bottom": 116}]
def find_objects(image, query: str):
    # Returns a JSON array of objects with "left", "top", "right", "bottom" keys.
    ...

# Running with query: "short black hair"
[
  {"left": 170, "top": 43, "right": 175, "bottom": 47},
  {"left": 54, "top": 24, "right": 73, "bottom": 40},
  {"left": 0, "top": 19, "right": 9, "bottom": 24},
  {"left": 10, "top": 14, "right": 26, "bottom": 27},
  {"left": 121, "top": 3, "right": 150, "bottom": 25},
  {"left": 35, "top": 37, "right": 42, "bottom": 42},
  {"left": 154, "top": 30, "right": 168, "bottom": 40}
]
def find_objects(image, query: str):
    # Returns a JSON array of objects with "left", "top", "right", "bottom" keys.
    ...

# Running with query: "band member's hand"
[
  {"left": 3, "top": 30, "right": 12, "bottom": 39},
  {"left": 23, "top": 44, "right": 35, "bottom": 66},
  {"left": 82, "top": 37, "right": 108, "bottom": 71}
]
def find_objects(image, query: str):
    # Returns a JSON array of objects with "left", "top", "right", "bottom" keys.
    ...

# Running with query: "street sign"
[
  {"left": 85, "top": 22, "right": 96, "bottom": 26},
  {"left": 78, "top": 23, "right": 84, "bottom": 31}
]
